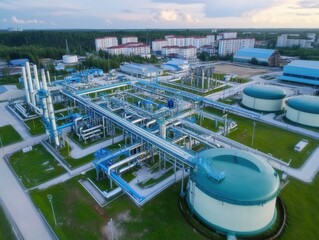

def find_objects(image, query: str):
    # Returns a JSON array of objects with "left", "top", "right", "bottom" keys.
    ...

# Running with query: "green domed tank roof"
[
  {"left": 191, "top": 148, "right": 280, "bottom": 205},
  {"left": 286, "top": 95, "right": 319, "bottom": 114},
  {"left": 243, "top": 86, "right": 286, "bottom": 100}
]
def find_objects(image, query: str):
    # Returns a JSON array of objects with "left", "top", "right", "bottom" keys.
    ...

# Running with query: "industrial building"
[
  {"left": 218, "top": 38, "right": 255, "bottom": 57},
  {"left": 242, "top": 85, "right": 286, "bottom": 112},
  {"left": 62, "top": 55, "right": 78, "bottom": 64},
  {"left": 233, "top": 48, "right": 281, "bottom": 67},
  {"left": 187, "top": 148, "right": 280, "bottom": 236},
  {"left": 285, "top": 95, "right": 319, "bottom": 127},
  {"left": 161, "top": 58, "right": 190, "bottom": 72},
  {"left": 9, "top": 59, "right": 29, "bottom": 66},
  {"left": 120, "top": 63, "right": 162, "bottom": 77},
  {"left": 280, "top": 60, "right": 319, "bottom": 86}
]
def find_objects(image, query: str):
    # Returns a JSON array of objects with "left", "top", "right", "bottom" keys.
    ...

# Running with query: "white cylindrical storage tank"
[
  {"left": 285, "top": 95, "right": 319, "bottom": 127},
  {"left": 187, "top": 148, "right": 280, "bottom": 237},
  {"left": 242, "top": 85, "right": 286, "bottom": 112},
  {"left": 62, "top": 55, "right": 78, "bottom": 64}
]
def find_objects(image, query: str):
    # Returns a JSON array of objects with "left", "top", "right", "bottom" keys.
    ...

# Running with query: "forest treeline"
[{"left": 0, "top": 29, "right": 319, "bottom": 67}]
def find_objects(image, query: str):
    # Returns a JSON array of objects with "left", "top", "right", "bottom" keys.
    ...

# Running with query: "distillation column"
[
  {"left": 42, "top": 69, "right": 60, "bottom": 146},
  {"left": 25, "top": 62, "right": 36, "bottom": 106},
  {"left": 21, "top": 67, "right": 31, "bottom": 105}
]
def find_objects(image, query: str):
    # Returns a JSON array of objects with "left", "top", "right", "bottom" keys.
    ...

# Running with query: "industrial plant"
[{"left": 3, "top": 57, "right": 319, "bottom": 239}]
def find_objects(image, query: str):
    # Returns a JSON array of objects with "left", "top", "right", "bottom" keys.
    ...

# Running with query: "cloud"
[
  {"left": 152, "top": 0, "right": 201, "bottom": 4},
  {"left": 159, "top": 10, "right": 178, "bottom": 21},
  {"left": 298, "top": 0, "right": 319, "bottom": 8},
  {"left": 11, "top": 16, "right": 45, "bottom": 24},
  {"left": 184, "top": 14, "right": 199, "bottom": 23},
  {"left": 204, "top": 0, "right": 278, "bottom": 18},
  {"left": 2, "top": 18, "right": 8, "bottom": 22},
  {"left": 151, "top": 9, "right": 199, "bottom": 23}
]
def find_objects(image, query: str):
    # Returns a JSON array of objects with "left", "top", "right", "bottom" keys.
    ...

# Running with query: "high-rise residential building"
[
  {"left": 161, "top": 46, "right": 197, "bottom": 59},
  {"left": 217, "top": 32, "right": 237, "bottom": 41},
  {"left": 122, "top": 36, "right": 138, "bottom": 44},
  {"left": 218, "top": 38, "right": 255, "bottom": 57},
  {"left": 151, "top": 39, "right": 168, "bottom": 52},
  {"left": 276, "top": 34, "right": 312, "bottom": 48},
  {"left": 151, "top": 34, "right": 214, "bottom": 52},
  {"left": 95, "top": 36, "right": 118, "bottom": 51},
  {"left": 106, "top": 42, "right": 150, "bottom": 57}
]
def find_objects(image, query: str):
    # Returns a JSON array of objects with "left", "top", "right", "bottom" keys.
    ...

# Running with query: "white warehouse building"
[
  {"left": 242, "top": 85, "right": 286, "bottom": 112},
  {"left": 285, "top": 95, "right": 319, "bottom": 127},
  {"left": 120, "top": 63, "right": 163, "bottom": 78}
]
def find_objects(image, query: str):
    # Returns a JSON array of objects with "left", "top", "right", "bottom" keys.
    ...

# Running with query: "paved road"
[
  {"left": 0, "top": 102, "right": 52, "bottom": 240},
  {"left": 67, "top": 134, "right": 124, "bottom": 159},
  {"left": 0, "top": 143, "right": 53, "bottom": 240}
]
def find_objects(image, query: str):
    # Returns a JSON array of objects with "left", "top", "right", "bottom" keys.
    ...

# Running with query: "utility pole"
[{"left": 47, "top": 194, "right": 57, "bottom": 227}]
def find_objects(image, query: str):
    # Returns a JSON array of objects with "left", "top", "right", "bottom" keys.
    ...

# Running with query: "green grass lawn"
[
  {"left": 9, "top": 144, "right": 66, "bottom": 189},
  {"left": 202, "top": 107, "right": 319, "bottom": 168},
  {"left": 25, "top": 118, "right": 46, "bottom": 135},
  {"left": 28, "top": 168, "right": 319, "bottom": 240},
  {"left": 57, "top": 138, "right": 127, "bottom": 169},
  {"left": 280, "top": 177, "right": 319, "bottom": 239},
  {"left": 30, "top": 177, "right": 106, "bottom": 240},
  {"left": 0, "top": 206, "right": 16, "bottom": 240},
  {"left": 30, "top": 175, "right": 205, "bottom": 240},
  {"left": 58, "top": 142, "right": 95, "bottom": 169},
  {"left": 0, "top": 124, "right": 22, "bottom": 146},
  {"left": 160, "top": 82, "right": 230, "bottom": 97}
]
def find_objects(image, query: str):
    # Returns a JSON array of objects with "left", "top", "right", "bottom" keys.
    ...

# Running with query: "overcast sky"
[{"left": 1, "top": 0, "right": 319, "bottom": 29}]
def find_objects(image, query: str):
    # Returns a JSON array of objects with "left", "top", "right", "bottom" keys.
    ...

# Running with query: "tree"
[{"left": 250, "top": 57, "right": 259, "bottom": 65}]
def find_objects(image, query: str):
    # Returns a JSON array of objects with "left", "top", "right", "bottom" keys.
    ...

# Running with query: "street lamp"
[
  {"left": 222, "top": 114, "right": 228, "bottom": 136},
  {"left": 0, "top": 135, "right": 4, "bottom": 155},
  {"left": 251, "top": 122, "right": 256, "bottom": 147},
  {"left": 47, "top": 194, "right": 57, "bottom": 227},
  {"left": 108, "top": 218, "right": 114, "bottom": 240}
]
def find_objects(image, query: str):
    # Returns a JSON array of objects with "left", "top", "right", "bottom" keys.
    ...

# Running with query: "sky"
[{"left": 0, "top": 0, "right": 319, "bottom": 29}]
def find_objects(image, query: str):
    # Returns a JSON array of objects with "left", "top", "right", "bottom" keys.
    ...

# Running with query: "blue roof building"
[
  {"left": 280, "top": 60, "right": 319, "bottom": 86},
  {"left": 9, "top": 59, "right": 29, "bottom": 66},
  {"left": 233, "top": 48, "right": 281, "bottom": 67}
]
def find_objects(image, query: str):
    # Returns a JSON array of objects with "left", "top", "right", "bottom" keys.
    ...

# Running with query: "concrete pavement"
[{"left": 0, "top": 150, "right": 53, "bottom": 240}]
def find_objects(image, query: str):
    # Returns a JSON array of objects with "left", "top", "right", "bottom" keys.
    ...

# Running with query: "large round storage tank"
[
  {"left": 187, "top": 148, "right": 280, "bottom": 237},
  {"left": 242, "top": 85, "right": 286, "bottom": 112},
  {"left": 285, "top": 95, "right": 319, "bottom": 127},
  {"left": 62, "top": 55, "right": 78, "bottom": 64}
]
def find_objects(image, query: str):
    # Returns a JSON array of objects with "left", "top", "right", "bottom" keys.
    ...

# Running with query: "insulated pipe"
[
  {"left": 40, "top": 70, "right": 50, "bottom": 122},
  {"left": 33, "top": 65, "right": 41, "bottom": 106},
  {"left": 107, "top": 151, "right": 146, "bottom": 175},
  {"left": 33, "top": 65, "right": 40, "bottom": 90},
  {"left": 46, "top": 71, "right": 51, "bottom": 84},
  {"left": 22, "top": 67, "right": 31, "bottom": 104},
  {"left": 146, "top": 119, "right": 156, "bottom": 128},
  {"left": 25, "top": 62, "right": 36, "bottom": 106},
  {"left": 42, "top": 69, "right": 59, "bottom": 146}
]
